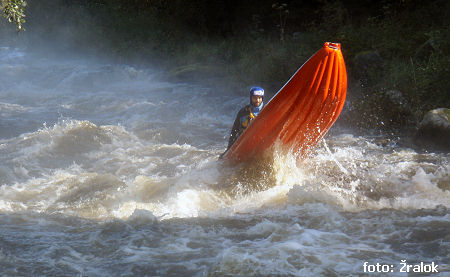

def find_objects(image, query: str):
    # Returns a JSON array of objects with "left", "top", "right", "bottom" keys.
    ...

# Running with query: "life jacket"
[
  {"left": 240, "top": 110, "right": 256, "bottom": 128},
  {"left": 224, "top": 101, "right": 264, "bottom": 154}
]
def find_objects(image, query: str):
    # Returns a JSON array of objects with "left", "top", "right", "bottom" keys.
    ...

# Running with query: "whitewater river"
[{"left": 0, "top": 46, "right": 449, "bottom": 276}]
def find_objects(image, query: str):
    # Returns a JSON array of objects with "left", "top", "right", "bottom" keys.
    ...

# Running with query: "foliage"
[
  {"left": 1, "top": 0, "right": 26, "bottom": 30},
  {"left": 311, "top": 0, "right": 450, "bottom": 128}
]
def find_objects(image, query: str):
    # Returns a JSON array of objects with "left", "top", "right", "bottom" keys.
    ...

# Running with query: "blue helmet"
[{"left": 250, "top": 86, "right": 264, "bottom": 98}]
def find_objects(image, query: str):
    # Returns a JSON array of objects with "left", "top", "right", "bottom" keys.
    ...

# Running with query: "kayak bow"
[{"left": 223, "top": 42, "right": 347, "bottom": 164}]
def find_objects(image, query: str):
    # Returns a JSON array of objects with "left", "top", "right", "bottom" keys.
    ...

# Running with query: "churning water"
[{"left": 0, "top": 46, "right": 449, "bottom": 276}]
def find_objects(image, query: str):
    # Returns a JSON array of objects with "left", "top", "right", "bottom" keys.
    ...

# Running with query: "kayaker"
[{"left": 224, "top": 86, "right": 264, "bottom": 153}]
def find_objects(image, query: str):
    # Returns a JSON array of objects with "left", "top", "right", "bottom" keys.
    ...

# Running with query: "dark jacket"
[{"left": 226, "top": 104, "right": 255, "bottom": 151}]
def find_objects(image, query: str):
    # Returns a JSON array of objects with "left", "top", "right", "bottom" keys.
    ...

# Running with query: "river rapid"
[{"left": 0, "top": 46, "right": 449, "bottom": 277}]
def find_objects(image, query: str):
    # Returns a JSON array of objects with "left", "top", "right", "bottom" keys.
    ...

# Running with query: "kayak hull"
[{"left": 223, "top": 42, "right": 347, "bottom": 164}]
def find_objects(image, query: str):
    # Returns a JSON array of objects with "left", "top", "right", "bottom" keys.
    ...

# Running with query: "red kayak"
[{"left": 222, "top": 42, "right": 347, "bottom": 164}]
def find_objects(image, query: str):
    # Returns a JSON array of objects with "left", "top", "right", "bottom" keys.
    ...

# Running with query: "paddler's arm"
[{"left": 226, "top": 113, "right": 242, "bottom": 151}]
